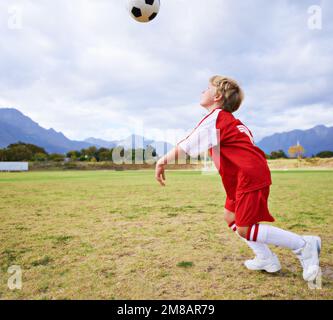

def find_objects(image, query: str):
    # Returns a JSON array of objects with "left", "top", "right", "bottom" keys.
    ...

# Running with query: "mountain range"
[
  {"left": 0, "top": 108, "right": 173, "bottom": 155},
  {"left": 256, "top": 125, "right": 333, "bottom": 157},
  {"left": 0, "top": 107, "right": 332, "bottom": 156},
  {"left": 0, "top": 108, "right": 93, "bottom": 154},
  {"left": 84, "top": 135, "right": 173, "bottom": 156}
]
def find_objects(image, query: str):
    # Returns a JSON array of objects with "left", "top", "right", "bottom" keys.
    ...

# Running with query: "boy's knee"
[
  {"left": 224, "top": 208, "right": 235, "bottom": 224},
  {"left": 236, "top": 227, "right": 249, "bottom": 239}
]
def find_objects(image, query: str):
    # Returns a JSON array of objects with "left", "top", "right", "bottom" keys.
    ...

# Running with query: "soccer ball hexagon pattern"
[{"left": 127, "top": 0, "right": 160, "bottom": 23}]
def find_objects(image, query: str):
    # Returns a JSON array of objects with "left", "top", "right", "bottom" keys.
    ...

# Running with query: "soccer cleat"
[
  {"left": 293, "top": 236, "right": 321, "bottom": 282},
  {"left": 244, "top": 253, "right": 281, "bottom": 273}
]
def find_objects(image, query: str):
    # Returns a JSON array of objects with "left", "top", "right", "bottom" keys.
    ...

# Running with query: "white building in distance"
[{"left": 0, "top": 162, "right": 29, "bottom": 172}]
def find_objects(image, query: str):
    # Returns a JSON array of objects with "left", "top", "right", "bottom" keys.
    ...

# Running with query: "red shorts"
[{"left": 225, "top": 186, "right": 275, "bottom": 227}]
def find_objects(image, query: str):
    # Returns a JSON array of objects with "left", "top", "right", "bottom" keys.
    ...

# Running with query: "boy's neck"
[{"left": 206, "top": 104, "right": 221, "bottom": 113}]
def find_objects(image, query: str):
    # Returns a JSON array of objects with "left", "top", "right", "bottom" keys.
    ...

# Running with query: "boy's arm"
[
  {"left": 155, "top": 145, "right": 187, "bottom": 186},
  {"left": 157, "top": 145, "right": 186, "bottom": 165}
]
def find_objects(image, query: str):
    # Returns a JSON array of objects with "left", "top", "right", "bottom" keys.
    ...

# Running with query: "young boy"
[{"left": 155, "top": 75, "right": 321, "bottom": 282}]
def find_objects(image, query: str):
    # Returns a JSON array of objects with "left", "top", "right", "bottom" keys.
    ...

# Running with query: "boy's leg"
[
  {"left": 235, "top": 186, "right": 306, "bottom": 250},
  {"left": 237, "top": 224, "right": 305, "bottom": 250},
  {"left": 224, "top": 208, "right": 274, "bottom": 259},
  {"left": 235, "top": 186, "right": 321, "bottom": 281},
  {"left": 225, "top": 209, "right": 281, "bottom": 272},
  {"left": 237, "top": 224, "right": 321, "bottom": 281}
]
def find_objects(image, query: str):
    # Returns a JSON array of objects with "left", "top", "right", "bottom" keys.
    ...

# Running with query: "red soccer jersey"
[{"left": 178, "top": 108, "right": 271, "bottom": 199}]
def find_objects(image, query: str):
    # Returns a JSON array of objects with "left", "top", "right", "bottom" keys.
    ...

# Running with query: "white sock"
[
  {"left": 229, "top": 221, "right": 273, "bottom": 259},
  {"left": 247, "top": 224, "right": 306, "bottom": 251},
  {"left": 242, "top": 239, "right": 273, "bottom": 259}
]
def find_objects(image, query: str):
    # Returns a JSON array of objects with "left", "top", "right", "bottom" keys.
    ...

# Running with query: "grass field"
[{"left": 0, "top": 169, "right": 333, "bottom": 300}]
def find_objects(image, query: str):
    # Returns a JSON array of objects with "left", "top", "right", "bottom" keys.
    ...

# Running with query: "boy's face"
[{"left": 200, "top": 83, "right": 221, "bottom": 108}]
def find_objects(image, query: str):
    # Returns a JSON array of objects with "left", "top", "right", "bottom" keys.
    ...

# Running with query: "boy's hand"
[{"left": 155, "top": 161, "right": 166, "bottom": 186}]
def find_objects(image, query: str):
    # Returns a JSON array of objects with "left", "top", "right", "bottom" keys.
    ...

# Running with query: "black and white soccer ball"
[{"left": 127, "top": 0, "right": 160, "bottom": 23}]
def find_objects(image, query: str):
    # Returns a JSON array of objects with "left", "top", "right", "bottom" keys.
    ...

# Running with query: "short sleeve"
[{"left": 178, "top": 110, "right": 220, "bottom": 158}]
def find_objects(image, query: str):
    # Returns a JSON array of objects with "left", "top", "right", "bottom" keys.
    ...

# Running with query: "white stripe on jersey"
[
  {"left": 237, "top": 125, "right": 254, "bottom": 145},
  {"left": 178, "top": 109, "right": 222, "bottom": 158}
]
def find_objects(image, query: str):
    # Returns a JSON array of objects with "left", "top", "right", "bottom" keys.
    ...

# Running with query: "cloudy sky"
[{"left": 0, "top": 0, "right": 332, "bottom": 144}]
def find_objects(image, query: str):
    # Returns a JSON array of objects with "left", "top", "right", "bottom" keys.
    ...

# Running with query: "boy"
[{"left": 155, "top": 75, "right": 321, "bottom": 282}]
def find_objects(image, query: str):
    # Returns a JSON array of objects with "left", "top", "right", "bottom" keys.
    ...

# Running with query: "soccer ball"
[{"left": 127, "top": 0, "right": 160, "bottom": 23}]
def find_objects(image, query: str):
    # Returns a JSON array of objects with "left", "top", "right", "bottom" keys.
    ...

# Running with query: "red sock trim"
[
  {"left": 246, "top": 225, "right": 253, "bottom": 241},
  {"left": 253, "top": 224, "right": 259, "bottom": 242},
  {"left": 228, "top": 221, "right": 235, "bottom": 228},
  {"left": 228, "top": 221, "right": 237, "bottom": 232}
]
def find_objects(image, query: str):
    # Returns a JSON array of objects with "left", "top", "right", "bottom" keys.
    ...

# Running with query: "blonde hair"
[{"left": 210, "top": 75, "right": 244, "bottom": 113}]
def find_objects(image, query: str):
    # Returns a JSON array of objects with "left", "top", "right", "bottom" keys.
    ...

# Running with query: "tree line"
[
  {"left": 0, "top": 142, "right": 157, "bottom": 162},
  {"left": 265, "top": 143, "right": 333, "bottom": 159},
  {"left": 0, "top": 142, "right": 332, "bottom": 162}
]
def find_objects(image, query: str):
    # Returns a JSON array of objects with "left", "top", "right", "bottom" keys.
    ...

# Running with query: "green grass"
[
  {"left": 0, "top": 170, "right": 332, "bottom": 299},
  {"left": 177, "top": 261, "right": 194, "bottom": 268}
]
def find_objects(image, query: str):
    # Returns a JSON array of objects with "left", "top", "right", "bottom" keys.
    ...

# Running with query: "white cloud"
[
  {"left": 0, "top": 0, "right": 332, "bottom": 144},
  {"left": 248, "top": 104, "right": 333, "bottom": 142}
]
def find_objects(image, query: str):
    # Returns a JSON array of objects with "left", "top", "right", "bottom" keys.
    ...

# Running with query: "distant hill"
[
  {"left": 84, "top": 137, "right": 117, "bottom": 149},
  {"left": 84, "top": 135, "right": 174, "bottom": 156},
  {"left": 0, "top": 108, "right": 93, "bottom": 153},
  {"left": 0, "top": 108, "right": 174, "bottom": 155},
  {"left": 257, "top": 125, "right": 333, "bottom": 156}
]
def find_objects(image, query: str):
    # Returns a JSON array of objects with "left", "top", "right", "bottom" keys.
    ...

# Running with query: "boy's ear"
[{"left": 214, "top": 93, "right": 223, "bottom": 102}]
